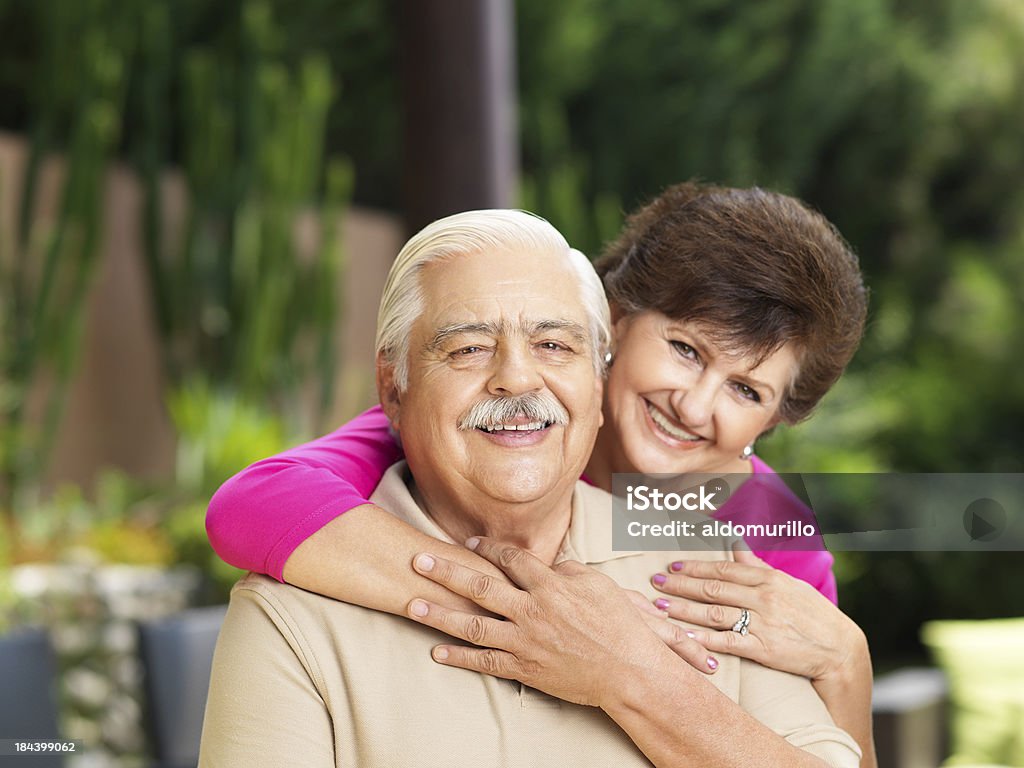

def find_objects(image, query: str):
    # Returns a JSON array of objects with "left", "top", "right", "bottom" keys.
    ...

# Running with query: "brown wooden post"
[{"left": 399, "top": 0, "right": 518, "bottom": 235}]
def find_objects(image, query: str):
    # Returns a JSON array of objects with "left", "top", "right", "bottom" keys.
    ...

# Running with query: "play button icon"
[{"left": 963, "top": 498, "right": 1006, "bottom": 542}]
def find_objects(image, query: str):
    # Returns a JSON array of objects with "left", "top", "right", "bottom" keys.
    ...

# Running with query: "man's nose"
[
  {"left": 670, "top": 374, "right": 717, "bottom": 429},
  {"left": 487, "top": 345, "right": 544, "bottom": 396}
]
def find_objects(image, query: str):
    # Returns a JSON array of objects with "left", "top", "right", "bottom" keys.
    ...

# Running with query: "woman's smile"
[{"left": 643, "top": 400, "right": 704, "bottom": 445}]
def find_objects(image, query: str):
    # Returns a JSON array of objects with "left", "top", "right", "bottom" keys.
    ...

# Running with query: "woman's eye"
[
  {"left": 453, "top": 346, "right": 483, "bottom": 356},
  {"left": 538, "top": 341, "right": 568, "bottom": 352},
  {"left": 670, "top": 340, "right": 697, "bottom": 359},
  {"left": 734, "top": 383, "right": 761, "bottom": 403}
]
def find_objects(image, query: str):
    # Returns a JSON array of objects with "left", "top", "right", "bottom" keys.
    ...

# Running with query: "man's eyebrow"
[
  {"left": 531, "top": 319, "right": 589, "bottom": 345},
  {"left": 426, "top": 322, "right": 501, "bottom": 351},
  {"left": 425, "top": 319, "right": 589, "bottom": 351}
]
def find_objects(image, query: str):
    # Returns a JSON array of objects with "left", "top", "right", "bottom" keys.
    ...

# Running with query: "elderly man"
[{"left": 198, "top": 210, "right": 859, "bottom": 767}]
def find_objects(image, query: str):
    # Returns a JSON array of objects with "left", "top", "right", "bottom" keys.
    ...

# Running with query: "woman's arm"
[
  {"left": 405, "top": 539, "right": 859, "bottom": 768},
  {"left": 206, "top": 406, "right": 402, "bottom": 578},
  {"left": 651, "top": 550, "right": 877, "bottom": 768},
  {"left": 206, "top": 405, "right": 503, "bottom": 614}
]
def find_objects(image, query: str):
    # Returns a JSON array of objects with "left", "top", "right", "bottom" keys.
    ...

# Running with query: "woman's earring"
[
  {"left": 740, "top": 444, "right": 754, "bottom": 460},
  {"left": 604, "top": 351, "right": 613, "bottom": 367}
]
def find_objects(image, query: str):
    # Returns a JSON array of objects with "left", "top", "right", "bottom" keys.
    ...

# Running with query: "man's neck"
[{"left": 410, "top": 482, "right": 574, "bottom": 566}]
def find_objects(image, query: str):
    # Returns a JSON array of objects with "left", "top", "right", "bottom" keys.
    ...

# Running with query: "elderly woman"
[{"left": 207, "top": 182, "right": 874, "bottom": 765}]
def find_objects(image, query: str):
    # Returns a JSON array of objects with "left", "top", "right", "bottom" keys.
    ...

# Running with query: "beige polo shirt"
[{"left": 199, "top": 463, "right": 860, "bottom": 768}]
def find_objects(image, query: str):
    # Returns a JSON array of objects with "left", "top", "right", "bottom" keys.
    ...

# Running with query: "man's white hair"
[{"left": 376, "top": 209, "right": 610, "bottom": 389}]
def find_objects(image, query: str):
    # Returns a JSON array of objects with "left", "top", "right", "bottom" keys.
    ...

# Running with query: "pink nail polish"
[
  {"left": 652, "top": 573, "right": 667, "bottom": 586},
  {"left": 654, "top": 598, "right": 670, "bottom": 611},
  {"left": 670, "top": 561, "right": 684, "bottom": 572},
  {"left": 707, "top": 656, "right": 718, "bottom": 670}
]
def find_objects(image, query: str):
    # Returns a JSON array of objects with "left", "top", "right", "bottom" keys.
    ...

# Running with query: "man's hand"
[{"left": 405, "top": 537, "right": 716, "bottom": 708}]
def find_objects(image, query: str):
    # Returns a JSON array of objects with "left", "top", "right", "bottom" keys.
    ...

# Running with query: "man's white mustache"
[{"left": 457, "top": 392, "right": 570, "bottom": 431}]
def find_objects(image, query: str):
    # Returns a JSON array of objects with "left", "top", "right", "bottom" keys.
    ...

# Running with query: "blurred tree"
[
  {"left": 0, "top": 0, "right": 351, "bottom": 558},
  {"left": 135, "top": 0, "right": 353, "bottom": 429},
  {"left": 0, "top": 0, "right": 134, "bottom": 545}
]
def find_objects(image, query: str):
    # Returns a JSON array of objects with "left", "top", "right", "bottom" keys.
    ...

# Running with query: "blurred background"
[{"left": 1, "top": 0, "right": 1022, "bottom": 766}]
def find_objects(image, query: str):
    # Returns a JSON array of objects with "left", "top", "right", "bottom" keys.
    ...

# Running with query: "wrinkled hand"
[
  {"left": 405, "top": 537, "right": 715, "bottom": 708},
  {"left": 651, "top": 548, "right": 865, "bottom": 682}
]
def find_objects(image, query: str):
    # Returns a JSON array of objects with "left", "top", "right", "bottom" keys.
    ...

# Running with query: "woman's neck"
[{"left": 584, "top": 423, "right": 617, "bottom": 491}]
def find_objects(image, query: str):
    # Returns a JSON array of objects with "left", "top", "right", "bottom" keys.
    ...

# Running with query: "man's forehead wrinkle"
[{"left": 426, "top": 317, "right": 589, "bottom": 350}]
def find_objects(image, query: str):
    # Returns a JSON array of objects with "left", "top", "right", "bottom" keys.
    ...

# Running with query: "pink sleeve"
[{"left": 206, "top": 405, "right": 404, "bottom": 582}]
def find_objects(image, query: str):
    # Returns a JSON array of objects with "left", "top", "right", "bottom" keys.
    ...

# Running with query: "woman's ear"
[
  {"left": 609, "top": 302, "right": 632, "bottom": 350},
  {"left": 376, "top": 354, "right": 401, "bottom": 430},
  {"left": 609, "top": 300, "right": 626, "bottom": 326}
]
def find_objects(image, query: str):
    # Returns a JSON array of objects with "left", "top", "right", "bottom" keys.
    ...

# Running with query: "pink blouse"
[{"left": 207, "top": 405, "right": 838, "bottom": 603}]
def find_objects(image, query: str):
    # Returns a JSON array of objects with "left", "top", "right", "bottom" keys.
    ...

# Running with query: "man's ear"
[{"left": 376, "top": 353, "right": 401, "bottom": 430}]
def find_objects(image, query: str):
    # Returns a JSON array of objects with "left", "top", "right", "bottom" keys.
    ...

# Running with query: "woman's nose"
[{"left": 670, "top": 375, "right": 717, "bottom": 429}]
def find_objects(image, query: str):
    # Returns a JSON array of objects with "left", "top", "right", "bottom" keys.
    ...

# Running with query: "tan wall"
[{"left": 0, "top": 131, "right": 402, "bottom": 492}]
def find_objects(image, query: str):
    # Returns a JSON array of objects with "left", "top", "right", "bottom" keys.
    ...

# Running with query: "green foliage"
[
  {"left": 1, "top": 381, "right": 291, "bottom": 604},
  {"left": 0, "top": 2, "right": 348, "bottom": 599},
  {"left": 136, "top": 0, "right": 353, "bottom": 431},
  {"left": 162, "top": 378, "right": 296, "bottom": 600},
  {"left": 167, "top": 377, "right": 292, "bottom": 499},
  {"left": 0, "top": 0, "right": 135, "bottom": 533}
]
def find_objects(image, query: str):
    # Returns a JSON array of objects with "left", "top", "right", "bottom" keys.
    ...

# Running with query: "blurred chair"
[
  {"left": 137, "top": 604, "right": 228, "bottom": 768},
  {"left": 872, "top": 667, "right": 949, "bottom": 768},
  {"left": 0, "top": 627, "right": 64, "bottom": 767}
]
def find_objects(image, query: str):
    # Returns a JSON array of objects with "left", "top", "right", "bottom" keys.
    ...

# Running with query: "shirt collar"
[{"left": 371, "top": 462, "right": 644, "bottom": 566}]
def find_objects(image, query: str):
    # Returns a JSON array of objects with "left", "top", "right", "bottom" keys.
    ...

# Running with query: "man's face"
[{"left": 381, "top": 246, "right": 603, "bottom": 511}]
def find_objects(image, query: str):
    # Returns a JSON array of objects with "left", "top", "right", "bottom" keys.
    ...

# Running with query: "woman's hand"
[
  {"left": 651, "top": 548, "right": 877, "bottom": 768},
  {"left": 650, "top": 548, "right": 866, "bottom": 683},
  {"left": 405, "top": 537, "right": 718, "bottom": 708}
]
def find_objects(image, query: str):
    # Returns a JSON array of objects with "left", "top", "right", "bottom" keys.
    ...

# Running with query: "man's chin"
[{"left": 476, "top": 466, "right": 570, "bottom": 504}]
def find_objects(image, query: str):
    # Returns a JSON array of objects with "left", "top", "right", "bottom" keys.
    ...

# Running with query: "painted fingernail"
[
  {"left": 414, "top": 553, "right": 435, "bottom": 572},
  {"left": 409, "top": 599, "right": 429, "bottom": 617},
  {"left": 652, "top": 574, "right": 667, "bottom": 586},
  {"left": 686, "top": 630, "right": 696, "bottom": 639},
  {"left": 654, "top": 598, "right": 671, "bottom": 611},
  {"left": 466, "top": 537, "right": 480, "bottom": 551},
  {"left": 707, "top": 656, "right": 718, "bottom": 670},
  {"left": 670, "top": 561, "right": 684, "bottom": 572},
  {"left": 433, "top": 646, "right": 450, "bottom": 661}
]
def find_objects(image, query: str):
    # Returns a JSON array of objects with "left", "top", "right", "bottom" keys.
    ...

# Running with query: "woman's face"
[{"left": 602, "top": 310, "right": 798, "bottom": 476}]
